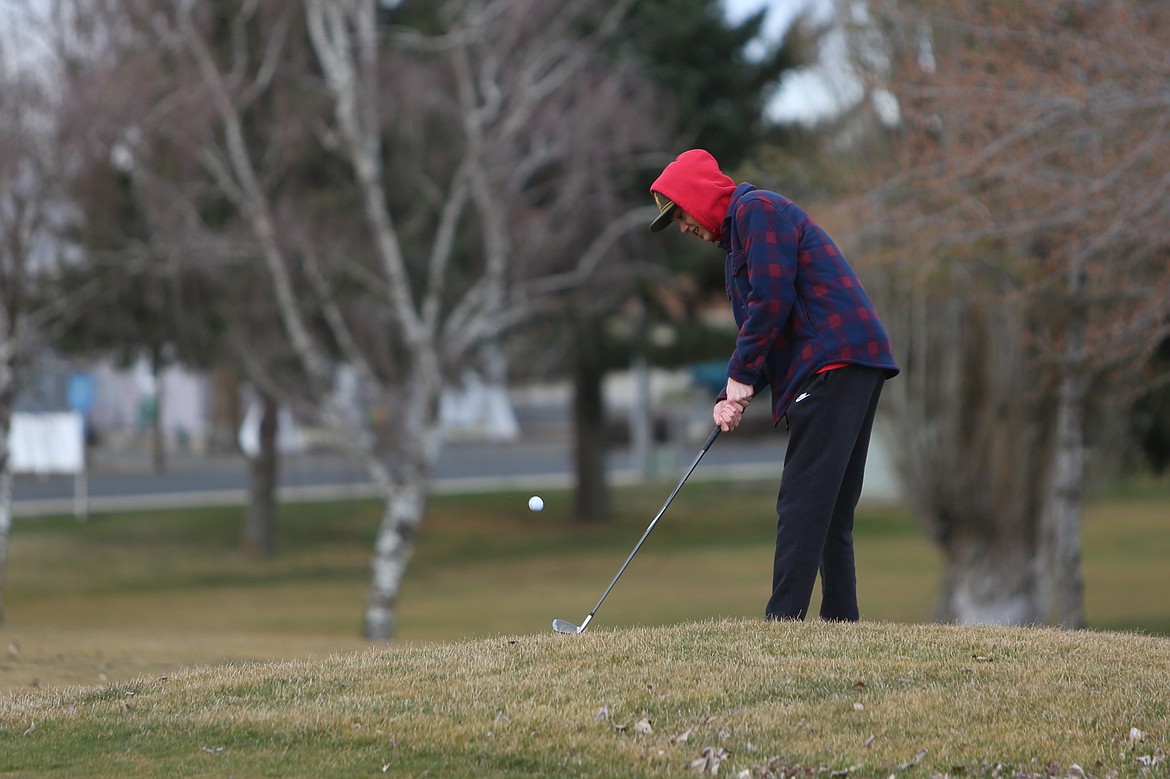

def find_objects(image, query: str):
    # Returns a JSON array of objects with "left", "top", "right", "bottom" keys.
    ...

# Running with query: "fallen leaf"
[
  {"left": 690, "top": 746, "right": 729, "bottom": 775},
  {"left": 1130, "top": 727, "right": 1146, "bottom": 743},
  {"left": 201, "top": 746, "right": 224, "bottom": 754},
  {"left": 974, "top": 655, "right": 992, "bottom": 662},
  {"left": 594, "top": 705, "right": 610, "bottom": 722},
  {"left": 852, "top": 681, "right": 866, "bottom": 691},
  {"left": 494, "top": 712, "right": 511, "bottom": 725},
  {"left": 899, "top": 748, "right": 929, "bottom": 770},
  {"left": 865, "top": 735, "right": 876, "bottom": 749},
  {"left": 853, "top": 702, "right": 865, "bottom": 711},
  {"left": 634, "top": 717, "right": 653, "bottom": 735},
  {"left": 672, "top": 727, "right": 693, "bottom": 744},
  {"left": 22, "top": 721, "right": 36, "bottom": 737}
]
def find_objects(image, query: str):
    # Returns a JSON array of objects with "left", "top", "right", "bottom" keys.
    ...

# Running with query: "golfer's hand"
[
  {"left": 713, "top": 400, "right": 744, "bottom": 432},
  {"left": 725, "top": 377, "right": 754, "bottom": 406}
]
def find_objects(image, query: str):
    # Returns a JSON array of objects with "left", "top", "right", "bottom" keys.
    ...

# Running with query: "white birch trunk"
[
  {"left": 305, "top": 0, "right": 444, "bottom": 639},
  {"left": 1041, "top": 350, "right": 1088, "bottom": 628},
  {"left": 0, "top": 171, "right": 19, "bottom": 627},
  {"left": 0, "top": 467, "right": 10, "bottom": 626},
  {"left": 364, "top": 459, "right": 430, "bottom": 640},
  {"left": 0, "top": 351, "right": 13, "bottom": 625},
  {"left": 1036, "top": 250, "right": 1089, "bottom": 629}
]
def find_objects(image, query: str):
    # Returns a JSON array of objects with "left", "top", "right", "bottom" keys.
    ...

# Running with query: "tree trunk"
[
  {"left": 573, "top": 318, "right": 610, "bottom": 523},
  {"left": 150, "top": 353, "right": 167, "bottom": 474},
  {"left": 242, "top": 391, "right": 280, "bottom": 557},
  {"left": 630, "top": 351, "right": 652, "bottom": 481},
  {"left": 0, "top": 362, "right": 14, "bottom": 626},
  {"left": 1038, "top": 258, "right": 1089, "bottom": 629},
  {"left": 210, "top": 364, "right": 243, "bottom": 455},
  {"left": 0, "top": 467, "right": 11, "bottom": 626},
  {"left": 935, "top": 526, "right": 1045, "bottom": 625},
  {"left": 364, "top": 476, "right": 426, "bottom": 640},
  {"left": 873, "top": 266, "right": 1057, "bottom": 626},
  {"left": 1042, "top": 360, "right": 1088, "bottom": 628},
  {"left": 628, "top": 300, "right": 652, "bottom": 481}
]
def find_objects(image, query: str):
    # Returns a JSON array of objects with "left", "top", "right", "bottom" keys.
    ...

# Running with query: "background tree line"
[
  {"left": 827, "top": 0, "right": 1170, "bottom": 625},
  {"left": 1, "top": 0, "right": 797, "bottom": 636},
  {"left": 1, "top": 0, "right": 1166, "bottom": 637}
]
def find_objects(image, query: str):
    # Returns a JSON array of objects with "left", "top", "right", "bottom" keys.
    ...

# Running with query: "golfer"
[{"left": 649, "top": 149, "right": 899, "bottom": 622}]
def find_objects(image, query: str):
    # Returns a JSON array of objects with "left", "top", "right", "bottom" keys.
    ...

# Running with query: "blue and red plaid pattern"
[{"left": 721, "top": 184, "right": 899, "bottom": 423}]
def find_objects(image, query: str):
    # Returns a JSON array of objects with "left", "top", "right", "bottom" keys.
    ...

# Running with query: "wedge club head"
[{"left": 552, "top": 618, "right": 583, "bottom": 635}]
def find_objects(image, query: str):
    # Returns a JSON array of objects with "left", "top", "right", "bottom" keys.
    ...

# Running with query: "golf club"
[{"left": 552, "top": 425, "right": 721, "bottom": 635}]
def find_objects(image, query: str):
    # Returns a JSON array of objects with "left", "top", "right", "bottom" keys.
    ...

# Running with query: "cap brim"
[{"left": 649, "top": 203, "right": 675, "bottom": 232}]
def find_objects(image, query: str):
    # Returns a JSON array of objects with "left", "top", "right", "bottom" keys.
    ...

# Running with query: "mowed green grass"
[{"left": 0, "top": 477, "right": 1168, "bottom": 693}]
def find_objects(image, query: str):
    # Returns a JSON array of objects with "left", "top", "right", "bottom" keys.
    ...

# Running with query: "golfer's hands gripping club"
[{"left": 714, "top": 377, "right": 754, "bottom": 432}]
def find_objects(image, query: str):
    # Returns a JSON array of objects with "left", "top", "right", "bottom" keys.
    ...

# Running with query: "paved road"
[{"left": 11, "top": 430, "right": 899, "bottom": 517}]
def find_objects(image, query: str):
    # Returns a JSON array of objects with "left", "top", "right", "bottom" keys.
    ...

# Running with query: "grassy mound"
[{"left": 3, "top": 619, "right": 1167, "bottom": 778}]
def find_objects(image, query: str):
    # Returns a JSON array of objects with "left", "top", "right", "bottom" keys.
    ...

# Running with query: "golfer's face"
[{"left": 673, "top": 209, "right": 716, "bottom": 242}]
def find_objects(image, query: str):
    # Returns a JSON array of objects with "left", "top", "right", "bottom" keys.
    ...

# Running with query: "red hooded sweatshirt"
[
  {"left": 648, "top": 148, "right": 899, "bottom": 423},
  {"left": 650, "top": 149, "right": 737, "bottom": 240}
]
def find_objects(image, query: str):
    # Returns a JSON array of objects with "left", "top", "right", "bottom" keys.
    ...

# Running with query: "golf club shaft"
[{"left": 583, "top": 425, "right": 720, "bottom": 623}]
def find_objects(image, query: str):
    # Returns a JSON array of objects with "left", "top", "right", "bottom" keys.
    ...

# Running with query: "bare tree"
[
  {"left": 62, "top": 0, "right": 663, "bottom": 638},
  {"left": 837, "top": 0, "right": 1170, "bottom": 625},
  {"left": 0, "top": 17, "right": 83, "bottom": 623}
]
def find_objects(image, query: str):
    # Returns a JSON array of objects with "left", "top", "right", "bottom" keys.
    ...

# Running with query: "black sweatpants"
[{"left": 765, "top": 365, "right": 885, "bottom": 622}]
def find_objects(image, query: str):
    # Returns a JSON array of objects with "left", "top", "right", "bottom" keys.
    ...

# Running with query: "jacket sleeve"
[{"left": 727, "top": 201, "right": 798, "bottom": 386}]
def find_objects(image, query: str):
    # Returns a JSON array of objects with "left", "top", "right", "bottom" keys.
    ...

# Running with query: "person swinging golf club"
[{"left": 649, "top": 149, "right": 899, "bottom": 622}]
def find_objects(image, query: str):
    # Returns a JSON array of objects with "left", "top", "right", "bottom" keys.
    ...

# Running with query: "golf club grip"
[{"left": 702, "top": 425, "right": 720, "bottom": 450}]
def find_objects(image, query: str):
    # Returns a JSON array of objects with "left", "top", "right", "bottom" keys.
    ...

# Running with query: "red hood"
[{"left": 650, "top": 149, "right": 737, "bottom": 239}]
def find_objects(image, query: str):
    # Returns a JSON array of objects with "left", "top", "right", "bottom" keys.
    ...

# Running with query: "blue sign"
[{"left": 67, "top": 372, "right": 97, "bottom": 415}]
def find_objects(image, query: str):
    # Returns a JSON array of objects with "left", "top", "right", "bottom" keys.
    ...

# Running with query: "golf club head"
[{"left": 552, "top": 618, "right": 583, "bottom": 634}]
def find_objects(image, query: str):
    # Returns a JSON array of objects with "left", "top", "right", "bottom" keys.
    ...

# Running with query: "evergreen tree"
[
  {"left": 549, "top": 0, "right": 813, "bottom": 521},
  {"left": 623, "top": 0, "right": 803, "bottom": 167}
]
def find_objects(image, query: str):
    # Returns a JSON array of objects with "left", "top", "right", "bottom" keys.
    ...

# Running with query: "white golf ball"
[{"left": 528, "top": 495, "right": 544, "bottom": 512}]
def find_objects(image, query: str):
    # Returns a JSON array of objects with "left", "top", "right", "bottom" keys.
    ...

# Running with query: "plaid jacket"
[{"left": 721, "top": 184, "right": 899, "bottom": 423}]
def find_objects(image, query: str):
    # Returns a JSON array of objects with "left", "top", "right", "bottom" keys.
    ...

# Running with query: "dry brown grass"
[{"left": 2, "top": 619, "right": 1167, "bottom": 778}]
